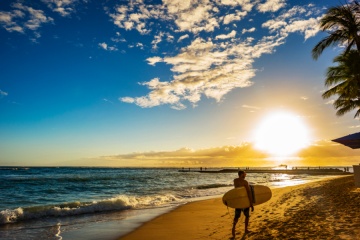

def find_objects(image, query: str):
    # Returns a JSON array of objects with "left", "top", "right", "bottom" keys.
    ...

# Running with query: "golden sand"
[{"left": 120, "top": 176, "right": 360, "bottom": 240}]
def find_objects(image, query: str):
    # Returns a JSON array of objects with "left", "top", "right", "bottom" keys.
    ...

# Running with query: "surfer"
[{"left": 232, "top": 170, "right": 254, "bottom": 236}]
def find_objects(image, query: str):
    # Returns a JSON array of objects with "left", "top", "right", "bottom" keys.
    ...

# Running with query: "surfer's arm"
[{"left": 244, "top": 181, "right": 254, "bottom": 210}]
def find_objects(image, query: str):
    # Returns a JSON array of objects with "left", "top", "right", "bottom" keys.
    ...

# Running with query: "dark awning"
[{"left": 332, "top": 132, "right": 360, "bottom": 149}]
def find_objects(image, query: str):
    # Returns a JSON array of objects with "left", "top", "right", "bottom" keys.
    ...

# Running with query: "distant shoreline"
[{"left": 179, "top": 166, "right": 353, "bottom": 175}]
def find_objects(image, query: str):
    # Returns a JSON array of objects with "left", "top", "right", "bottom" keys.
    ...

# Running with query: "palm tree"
[
  {"left": 322, "top": 50, "right": 360, "bottom": 117},
  {"left": 312, "top": 1, "right": 360, "bottom": 60}
]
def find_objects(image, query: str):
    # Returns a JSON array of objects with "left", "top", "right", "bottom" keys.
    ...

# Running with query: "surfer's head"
[{"left": 238, "top": 170, "right": 246, "bottom": 177}]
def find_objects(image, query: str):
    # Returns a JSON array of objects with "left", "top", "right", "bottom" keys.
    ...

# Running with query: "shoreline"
[{"left": 119, "top": 176, "right": 360, "bottom": 240}]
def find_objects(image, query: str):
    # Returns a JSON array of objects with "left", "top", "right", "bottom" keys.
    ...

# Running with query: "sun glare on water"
[{"left": 253, "top": 111, "right": 310, "bottom": 157}]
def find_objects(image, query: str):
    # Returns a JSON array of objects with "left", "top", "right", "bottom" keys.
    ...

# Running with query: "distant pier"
[{"left": 179, "top": 167, "right": 353, "bottom": 175}]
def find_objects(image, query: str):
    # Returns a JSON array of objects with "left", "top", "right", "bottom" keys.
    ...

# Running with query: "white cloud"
[
  {"left": 242, "top": 27, "right": 256, "bottom": 34},
  {"left": 146, "top": 56, "right": 163, "bottom": 66},
  {"left": 219, "top": 0, "right": 254, "bottom": 12},
  {"left": 136, "top": 42, "right": 144, "bottom": 49},
  {"left": 262, "top": 19, "right": 287, "bottom": 32},
  {"left": 300, "top": 96, "right": 308, "bottom": 100},
  {"left": 42, "top": 0, "right": 78, "bottom": 17},
  {"left": 282, "top": 17, "right": 321, "bottom": 40},
  {"left": 99, "top": 42, "right": 108, "bottom": 50},
  {"left": 242, "top": 104, "right": 260, "bottom": 110},
  {"left": 152, "top": 32, "right": 164, "bottom": 50},
  {"left": 215, "top": 30, "right": 236, "bottom": 40},
  {"left": 109, "top": 2, "right": 152, "bottom": 34},
  {"left": 262, "top": 5, "right": 321, "bottom": 40},
  {"left": 103, "top": 1, "right": 324, "bottom": 109},
  {"left": 98, "top": 42, "right": 118, "bottom": 51},
  {"left": 178, "top": 34, "right": 189, "bottom": 42},
  {"left": 165, "top": 32, "right": 174, "bottom": 42},
  {"left": 121, "top": 35, "right": 287, "bottom": 108},
  {"left": 0, "top": 11, "right": 22, "bottom": 32},
  {"left": 223, "top": 11, "right": 247, "bottom": 24},
  {"left": 0, "top": 3, "right": 53, "bottom": 34},
  {"left": 325, "top": 100, "right": 335, "bottom": 105},
  {"left": 164, "top": 0, "right": 193, "bottom": 13},
  {"left": 257, "top": 0, "right": 286, "bottom": 13},
  {"left": 103, "top": 98, "right": 114, "bottom": 104},
  {"left": 167, "top": 1, "right": 219, "bottom": 33},
  {"left": 0, "top": 89, "right": 8, "bottom": 97},
  {"left": 120, "top": 97, "right": 135, "bottom": 103},
  {"left": 111, "top": 32, "right": 127, "bottom": 43},
  {"left": 104, "top": 0, "right": 222, "bottom": 35}
]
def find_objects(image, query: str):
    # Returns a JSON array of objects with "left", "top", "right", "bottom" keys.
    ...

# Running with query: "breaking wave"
[{"left": 0, "top": 193, "right": 179, "bottom": 225}]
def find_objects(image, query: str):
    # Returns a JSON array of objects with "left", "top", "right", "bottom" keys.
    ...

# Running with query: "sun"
[{"left": 253, "top": 111, "right": 310, "bottom": 156}]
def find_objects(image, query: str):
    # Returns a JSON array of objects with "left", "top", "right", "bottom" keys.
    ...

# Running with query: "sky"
[{"left": 1, "top": 0, "right": 360, "bottom": 167}]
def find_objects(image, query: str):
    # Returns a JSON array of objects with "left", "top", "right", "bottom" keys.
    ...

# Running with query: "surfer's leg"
[
  {"left": 232, "top": 209, "right": 241, "bottom": 237},
  {"left": 232, "top": 219, "right": 238, "bottom": 237},
  {"left": 244, "top": 217, "right": 250, "bottom": 233},
  {"left": 244, "top": 208, "right": 250, "bottom": 233}
]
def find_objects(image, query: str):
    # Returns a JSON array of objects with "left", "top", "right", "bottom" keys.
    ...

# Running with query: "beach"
[{"left": 120, "top": 176, "right": 360, "bottom": 240}]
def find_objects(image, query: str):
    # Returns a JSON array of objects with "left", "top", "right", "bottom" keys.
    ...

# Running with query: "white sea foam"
[
  {"left": 0, "top": 193, "right": 180, "bottom": 224},
  {"left": 0, "top": 208, "right": 23, "bottom": 224}
]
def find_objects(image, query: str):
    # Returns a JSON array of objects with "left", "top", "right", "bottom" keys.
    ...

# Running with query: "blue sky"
[{"left": 1, "top": 0, "right": 360, "bottom": 167}]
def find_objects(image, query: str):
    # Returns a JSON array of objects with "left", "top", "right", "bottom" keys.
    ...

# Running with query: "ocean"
[{"left": 0, "top": 167, "right": 350, "bottom": 240}]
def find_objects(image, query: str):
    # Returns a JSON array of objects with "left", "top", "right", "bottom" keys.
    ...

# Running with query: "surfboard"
[{"left": 222, "top": 185, "right": 272, "bottom": 209}]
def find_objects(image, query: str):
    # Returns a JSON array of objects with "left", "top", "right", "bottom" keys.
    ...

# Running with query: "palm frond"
[{"left": 313, "top": 1, "right": 360, "bottom": 59}]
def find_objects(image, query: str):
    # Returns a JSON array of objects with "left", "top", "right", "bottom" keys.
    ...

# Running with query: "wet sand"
[{"left": 120, "top": 176, "right": 360, "bottom": 240}]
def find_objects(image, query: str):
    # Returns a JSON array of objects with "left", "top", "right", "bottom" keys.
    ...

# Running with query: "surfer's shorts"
[{"left": 234, "top": 208, "right": 250, "bottom": 219}]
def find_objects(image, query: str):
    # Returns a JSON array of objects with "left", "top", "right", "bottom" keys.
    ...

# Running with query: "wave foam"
[{"left": 0, "top": 194, "right": 179, "bottom": 225}]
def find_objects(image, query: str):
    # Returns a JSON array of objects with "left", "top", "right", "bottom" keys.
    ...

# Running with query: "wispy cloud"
[
  {"left": 178, "top": 34, "right": 189, "bottom": 42},
  {"left": 215, "top": 30, "right": 236, "bottom": 40},
  {"left": 109, "top": 2, "right": 153, "bottom": 34},
  {"left": 325, "top": 100, "right": 335, "bottom": 105},
  {"left": 242, "top": 27, "right": 256, "bottom": 34},
  {"left": 223, "top": 11, "right": 248, "bottom": 24},
  {"left": 95, "top": 140, "right": 360, "bottom": 167},
  {"left": 152, "top": 32, "right": 164, "bottom": 50},
  {"left": 146, "top": 57, "right": 163, "bottom": 66},
  {"left": 122, "top": 36, "right": 264, "bottom": 110},
  {"left": 0, "top": 3, "right": 53, "bottom": 35},
  {"left": 114, "top": 2, "right": 322, "bottom": 109},
  {"left": 219, "top": 0, "right": 254, "bottom": 12},
  {"left": 0, "top": 89, "right": 8, "bottom": 98},
  {"left": 242, "top": 104, "right": 260, "bottom": 110},
  {"left": 42, "top": 0, "right": 78, "bottom": 17},
  {"left": 98, "top": 42, "right": 118, "bottom": 51},
  {"left": 103, "top": 98, "right": 114, "bottom": 104},
  {"left": 257, "top": 0, "right": 286, "bottom": 13},
  {"left": 262, "top": 5, "right": 321, "bottom": 40},
  {"left": 98, "top": 144, "right": 269, "bottom": 167}
]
